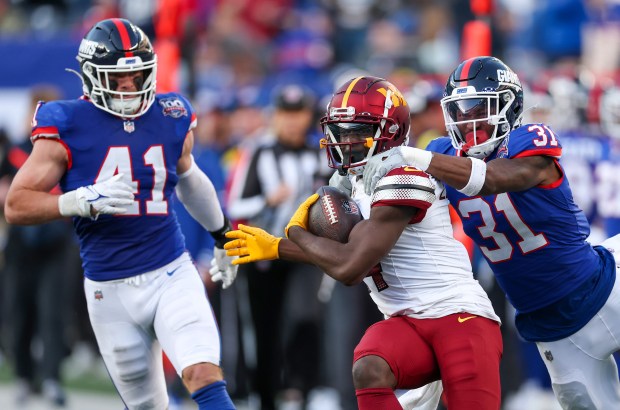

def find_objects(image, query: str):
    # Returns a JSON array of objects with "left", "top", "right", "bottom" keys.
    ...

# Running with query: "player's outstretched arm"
[
  {"left": 363, "top": 146, "right": 469, "bottom": 195},
  {"left": 364, "top": 146, "right": 560, "bottom": 196},
  {"left": 224, "top": 224, "right": 310, "bottom": 264},
  {"left": 287, "top": 200, "right": 415, "bottom": 286}
]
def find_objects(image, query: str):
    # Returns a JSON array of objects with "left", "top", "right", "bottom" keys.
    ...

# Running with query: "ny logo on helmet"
[
  {"left": 497, "top": 69, "right": 521, "bottom": 86},
  {"left": 78, "top": 39, "right": 98, "bottom": 59}
]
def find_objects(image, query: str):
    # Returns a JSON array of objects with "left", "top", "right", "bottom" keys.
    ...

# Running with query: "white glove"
[
  {"left": 58, "top": 173, "right": 134, "bottom": 218},
  {"left": 363, "top": 147, "right": 407, "bottom": 195},
  {"left": 209, "top": 247, "right": 239, "bottom": 289},
  {"left": 328, "top": 171, "right": 352, "bottom": 196},
  {"left": 363, "top": 146, "right": 432, "bottom": 195}
]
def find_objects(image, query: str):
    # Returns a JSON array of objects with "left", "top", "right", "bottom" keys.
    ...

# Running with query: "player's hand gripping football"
[
  {"left": 59, "top": 173, "right": 135, "bottom": 219},
  {"left": 224, "top": 224, "right": 282, "bottom": 265},
  {"left": 284, "top": 194, "right": 319, "bottom": 238}
]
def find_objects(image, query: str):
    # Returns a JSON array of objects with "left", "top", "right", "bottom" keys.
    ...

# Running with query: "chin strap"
[{"left": 64, "top": 68, "right": 82, "bottom": 81}]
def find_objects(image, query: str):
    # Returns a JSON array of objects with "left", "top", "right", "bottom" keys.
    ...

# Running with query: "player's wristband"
[
  {"left": 209, "top": 216, "right": 233, "bottom": 248},
  {"left": 457, "top": 157, "right": 486, "bottom": 196},
  {"left": 401, "top": 147, "right": 433, "bottom": 172},
  {"left": 58, "top": 190, "right": 91, "bottom": 217}
]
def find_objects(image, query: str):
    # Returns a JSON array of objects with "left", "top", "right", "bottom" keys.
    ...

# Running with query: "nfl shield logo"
[
  {"left": 123, "top": 121, "right": 135, "bottom": 133},
  {"left": 94, "top": 290, "right": 103, "bottom": 301}
]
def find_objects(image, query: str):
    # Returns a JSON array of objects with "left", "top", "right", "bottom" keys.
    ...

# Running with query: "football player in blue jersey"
[
  {"left": 4, "top": 18, "right": 237, "bottom": 410},
  {"left": 362, "top": 56, "right": 620, "bottom": 409}
]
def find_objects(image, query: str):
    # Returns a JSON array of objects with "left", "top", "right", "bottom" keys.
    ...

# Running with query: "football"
[{"left": 308, "top": 186, "right": 363, "bottom": 243}]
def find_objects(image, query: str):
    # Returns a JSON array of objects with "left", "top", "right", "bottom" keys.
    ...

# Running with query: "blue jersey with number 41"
[
  {"left": 427, "top": 123, "right": 616, "bottom": 342},
  {"left": 31, "top": 93, "right": 196, "bottom": 281}
]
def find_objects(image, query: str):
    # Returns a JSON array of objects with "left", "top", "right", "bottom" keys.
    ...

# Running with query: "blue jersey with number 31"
[
  {"left": 427, "top": 123, "right": 616, "bottom": 342},
  {"left": 31, "top": 93, "right": 196, "bottom": 281}
]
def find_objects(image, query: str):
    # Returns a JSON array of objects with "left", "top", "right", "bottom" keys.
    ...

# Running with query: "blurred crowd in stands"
[{"left": 0, "top": 0, "right": 620, "bottom": 409}]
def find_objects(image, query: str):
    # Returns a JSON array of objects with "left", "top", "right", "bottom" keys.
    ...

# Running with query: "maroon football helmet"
[{"left": 320, "top": 76, "right": 411, "bottom": 175}]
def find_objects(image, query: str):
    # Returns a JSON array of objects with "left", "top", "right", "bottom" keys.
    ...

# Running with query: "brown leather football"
[{"left": 308, "top": 186, "right": 363, "bottom": 243}]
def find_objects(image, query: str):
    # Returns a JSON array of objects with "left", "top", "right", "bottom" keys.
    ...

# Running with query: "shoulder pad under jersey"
[{"left": 371, "top": 166, "right": 436, "bottom": 211}]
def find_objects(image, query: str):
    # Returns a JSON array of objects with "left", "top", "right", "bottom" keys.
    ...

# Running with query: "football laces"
[{"left": 321, "top": 195, "right": 339, "bottom": 225}]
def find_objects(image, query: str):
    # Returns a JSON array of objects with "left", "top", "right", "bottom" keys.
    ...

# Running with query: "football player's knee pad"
[
  {"left": 552, "top": 381, "right": 596, "bottom": 410},
  {"left": 113, "top": 342, "right": 150, "bottom": 383},
  {"left": 352, "top": 355, "right": 393, "bottom": 388}
]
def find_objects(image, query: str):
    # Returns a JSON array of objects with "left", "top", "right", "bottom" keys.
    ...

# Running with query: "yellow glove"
[
  {"left": 224, "top": 224, "right": 282, "bottom": 265},
  {"left": 284, "top": 194, "right": 319, "bottom": 238}
]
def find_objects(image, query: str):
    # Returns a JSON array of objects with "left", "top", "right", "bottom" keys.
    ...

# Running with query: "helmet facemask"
[
  {"left": 81, "top": 55, "right": 157, "bottom": 118},
  {"left": 323, "top": 120, "right": 381, "bottom": 175},
  {"left": 442, "top": 88, "right": 515, "bottom": 158},
  {"left": 321, "top": 105, "right": 404, "bottom": 176}
]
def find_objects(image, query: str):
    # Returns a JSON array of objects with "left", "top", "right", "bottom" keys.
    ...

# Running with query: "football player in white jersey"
[{"left": 224, "top": 76, "right": 502, "bottom": 410}]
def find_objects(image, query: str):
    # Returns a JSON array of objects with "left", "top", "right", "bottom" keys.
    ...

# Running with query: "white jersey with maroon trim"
[{"left": 351, "top": 166, "right": 499, "bottom": 322}]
